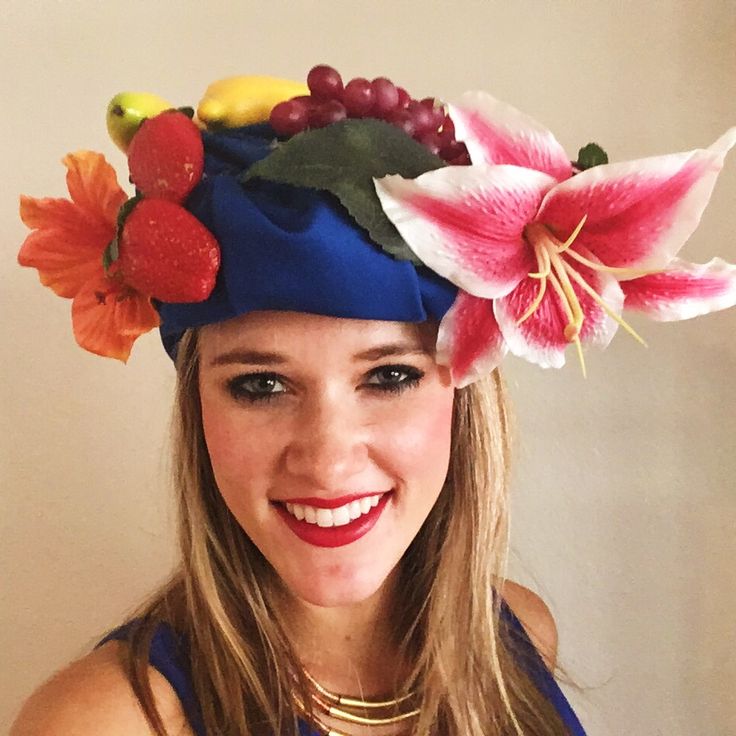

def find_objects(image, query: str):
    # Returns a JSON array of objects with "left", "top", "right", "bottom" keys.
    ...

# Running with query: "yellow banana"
[
  {"left": 197, "top": 75, "right": 309, "bottom": 128},
  {"left": 106, "top": 91, "right": 174, "bottom": 152}
]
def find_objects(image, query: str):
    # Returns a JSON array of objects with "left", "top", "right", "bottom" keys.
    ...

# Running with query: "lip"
[
  {"left": 273, "top": 491, "right": 390, "bottom": 510},
  {"left": 273, "top": 492, "right": 393, "bottom": 548}
]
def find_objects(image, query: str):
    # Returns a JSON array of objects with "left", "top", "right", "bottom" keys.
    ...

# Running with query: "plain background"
[{"left": 2, "top": 1, "right": 734, "bottom": 733}]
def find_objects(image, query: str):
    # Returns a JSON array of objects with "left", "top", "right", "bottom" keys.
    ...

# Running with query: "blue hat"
[{"left": 157, "top": 124, "right": 457, "bottom": 359}]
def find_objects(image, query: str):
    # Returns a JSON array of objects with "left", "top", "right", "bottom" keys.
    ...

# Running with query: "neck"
[{"left": 279, "top": 570, "right": 409, "bottom": 698}]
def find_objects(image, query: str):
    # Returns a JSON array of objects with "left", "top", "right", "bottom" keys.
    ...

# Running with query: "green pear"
[{"left": 106, "top": 91, "right": 173, "bottom": 152}]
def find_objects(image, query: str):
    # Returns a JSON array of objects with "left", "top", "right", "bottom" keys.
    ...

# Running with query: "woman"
[{"left": 12, "top": 67, "right": 735, "bottom": 735}]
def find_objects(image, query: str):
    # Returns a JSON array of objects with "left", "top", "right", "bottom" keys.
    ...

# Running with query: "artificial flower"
[
  {"left": 18, "top": 151, "right": 160, "bottom": 362},
  {"left": 375, "top": 92, "right": 736, "bottom": 386}
]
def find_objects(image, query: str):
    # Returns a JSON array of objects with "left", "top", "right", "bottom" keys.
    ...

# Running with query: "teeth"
[
  {"left": 284, "top": 494, "right": 386, "bottom": 526},
  {"left": 332, "top": 505, "right": 352, "bottom": 526},
  {"left": 316, "top": 508, "right": 333, "bottom": 527}
]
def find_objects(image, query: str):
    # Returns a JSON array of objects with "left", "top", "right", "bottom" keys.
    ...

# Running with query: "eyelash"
[{"left": 225, "top": 365, "right": 425, "bottom": 404}]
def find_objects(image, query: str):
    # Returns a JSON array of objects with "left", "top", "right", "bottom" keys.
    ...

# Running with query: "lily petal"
[
  {"left": 494, "top": 256, "right": 624, "bottom": 369},
  {"left": 71, "top": 273, "right": 160, "bottom": 362},
  {"left": 18, "top": 151, "right": 127, "bottom": 298},
  {"left": 436, "top": 290, "right": 507, "bottom": 387},
  {"left": 375, "top": 165, "right": 555, "bottom": 299},
  {"left": 536, "top": 128, "right": 736, "bottom": 271},
  {"left": 572, "top": 253, "right": 626, "bottom": 350},
  {"left": 449, "top": 92, "right": 572, "bottom": 181},
  {"left": 621, "top": 257, "right": 736, "bottom": 321}
]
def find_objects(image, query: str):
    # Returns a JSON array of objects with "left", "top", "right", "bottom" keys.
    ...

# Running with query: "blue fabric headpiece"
[{"left": 157, "top": 124, "right": 457, "bottom": 359}]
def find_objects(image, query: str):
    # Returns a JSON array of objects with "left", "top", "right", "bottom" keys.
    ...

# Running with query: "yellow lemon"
[
  {"left": 197, "top": 75, "right": 309, "bottom": 128},
  {"left": 106, "top": 91, "right": 173, "bottom": 152}
]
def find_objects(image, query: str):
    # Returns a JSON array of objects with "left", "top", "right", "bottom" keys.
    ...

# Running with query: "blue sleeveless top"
[{"left": 96, "top": 601, "right": 586, "bottom": 735}]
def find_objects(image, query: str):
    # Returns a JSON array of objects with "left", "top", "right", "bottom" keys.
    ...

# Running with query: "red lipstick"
[
  {"left": 276, "top": 492, "right": 387, "bottom": 509},
  {"left": 273, "top": 492, "right": 392, "bottom": 548}
]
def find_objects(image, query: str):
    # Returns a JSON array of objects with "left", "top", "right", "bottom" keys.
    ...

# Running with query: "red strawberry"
[
  {"left": 127, "top": 110, "right": 204, "bottom": 203},
  {"left": 117, "top": 199, "right": 220, "bottom": 302}
]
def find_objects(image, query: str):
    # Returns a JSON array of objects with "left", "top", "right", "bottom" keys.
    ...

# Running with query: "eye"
[
  {"left": 226, "top": 372, "right": 286, "bottom": 403},
  {"left": 365, "top": 364, "right": 424, "bottom": 395}
]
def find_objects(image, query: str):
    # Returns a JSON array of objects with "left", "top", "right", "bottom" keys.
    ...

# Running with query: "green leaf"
[
  {"left": 176, "top": 106, "right": 195, "bottom": 119},
  {"left": 102, "top": 239, "right": 118, "bottom": 272},
  {"left": 102, "top": 195, "right": 142, "bottom": 273},
  {"left": 116, "top": 195, "right": 141, "bottom": 228},
  {"left": 575, "top": 142, "right": 609, "bottom": 171},
  {"left": 243, "top": 119, "right": 447, "bottom": 263}
]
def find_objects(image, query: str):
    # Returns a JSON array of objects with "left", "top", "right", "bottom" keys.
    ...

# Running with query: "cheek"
[
  {"left": 201, "top": 400, "right": 238, "bottom": 473},
  {"left": 385, "top": 389, "right": 455, "bottom": 487},
  {"left": 199, "top": 392, "right": 268, "bottom": 510}
]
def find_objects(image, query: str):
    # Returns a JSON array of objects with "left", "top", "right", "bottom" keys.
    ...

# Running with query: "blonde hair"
[{"left": 118, "top": 328, "right": 574, "bottom": 735}]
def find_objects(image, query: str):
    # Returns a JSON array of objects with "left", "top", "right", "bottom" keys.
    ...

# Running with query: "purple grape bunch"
[{"left": 269, "top": 64, "right": 471, "bottom": 166}]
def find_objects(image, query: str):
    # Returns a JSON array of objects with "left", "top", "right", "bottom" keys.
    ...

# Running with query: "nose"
[{"left": 283, "top": 393, "right": 370, "bottom": 490}]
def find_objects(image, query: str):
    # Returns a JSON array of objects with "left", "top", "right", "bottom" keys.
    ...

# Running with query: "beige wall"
[{"left": 2, "top": 1, "right": 734, "bottom": 733}]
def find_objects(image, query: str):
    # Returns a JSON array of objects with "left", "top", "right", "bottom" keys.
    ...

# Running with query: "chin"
[{"left": 283, "top": 564, "right": 393, "bottom": 609}]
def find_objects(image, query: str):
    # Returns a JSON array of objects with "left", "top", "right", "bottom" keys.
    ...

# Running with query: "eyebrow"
[{"left": 209, "top": 342, "right": 430, "bottom": 367}]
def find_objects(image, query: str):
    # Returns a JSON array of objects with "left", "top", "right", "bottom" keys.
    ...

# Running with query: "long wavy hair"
[{"left": 116, "top": 327, "right": 574, "bottom": 735}]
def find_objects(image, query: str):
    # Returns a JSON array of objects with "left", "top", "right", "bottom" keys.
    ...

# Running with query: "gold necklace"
[{"left": 292, "top": 667, "right": 420, "bottom": 736}]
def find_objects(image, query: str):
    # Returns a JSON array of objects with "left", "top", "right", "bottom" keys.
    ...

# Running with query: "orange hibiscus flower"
[{"left": 18, "top": 151, "right": 160, "bottom": 362}]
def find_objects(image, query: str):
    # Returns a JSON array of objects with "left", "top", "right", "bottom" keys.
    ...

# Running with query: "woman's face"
[{"left": 198, "top": 310, "right": 455, "bottom": 609}]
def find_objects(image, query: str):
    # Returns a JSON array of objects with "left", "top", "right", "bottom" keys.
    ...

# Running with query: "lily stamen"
[
  {"left": 521, "top": 218, "right": 589, "bottom": 334},
  {"left": 548, "top": 249, "right": 584, "bottom": 337},
  {"left": 562, "top": 247, "right": 658, "bottom": 278},
  {"left": 518, "top": 246, "right": 551, "bottom": 326},
  {"left": 555, "top": 214, "right": 588, "bottom": 255},
  {"left": 562, "top": 262, "right": 648, "bottom": 347},
  {"left": 528, "top": 243, "right": 551, "bottom": 280},
  {"left": 547, "top": 271, "right": 587, "bottom": 378},
  {"left": 522, "top": 215, "right": 651, "bottom": 361},
  {"left": 516, "top": 277, "right": 548, "bottom": 327}
]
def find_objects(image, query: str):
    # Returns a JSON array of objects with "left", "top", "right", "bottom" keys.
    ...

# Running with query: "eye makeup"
[{"left": 225, "top": 364, "right": 425, "bottom": 403}]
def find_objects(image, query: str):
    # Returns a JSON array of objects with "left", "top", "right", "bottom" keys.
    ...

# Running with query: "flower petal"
[
  {"left": 71, "top": 274, "right": 160, "bottom": 362},
  {"left": 536, "top": 128, "right": 736, "bottom": 271},
  {"left": 621, "top": 257, "right": 736, "bottom": 321},
  {"left": 436, "top": 290, "right": 507, "bottom": 387},
  {"left": 62, "top": 151, "right": 128, "bottom": 225},
  {"left": 573, "top": 254, "right": 625, "bottom": 350},
  {"left": 449, "top": 92, "right": 572, "bottom": 181},
  {"left": 494, "top": 254, "right": 624, "bottom": 369},
  {"left": 375, "top": 165, "right": 555, "bottom": 299},
  {"left": 18, "top": 151, "right": 127, "bottom": 298},
  {"left": 18, "top": 205, "right": 112, "bottom": 297},
  {"left": 494, "top": 281, "right": 567, "bottom": 369}
]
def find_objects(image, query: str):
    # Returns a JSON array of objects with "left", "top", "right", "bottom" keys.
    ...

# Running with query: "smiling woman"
[
  {"left": 124, "top": 318, "right": 572, "bottom": 736},
  {"left": 11, "top": 63, "right": 736, "bottom": 736}
]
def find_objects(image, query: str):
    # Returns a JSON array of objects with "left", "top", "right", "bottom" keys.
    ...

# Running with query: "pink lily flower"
[{"left": 374, "top": 92, "right": 736, "bottom": 387}]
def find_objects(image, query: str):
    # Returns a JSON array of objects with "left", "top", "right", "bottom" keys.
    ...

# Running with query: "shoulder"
[
  {"left": 499, "top": 579, "right": 558, "bottom": 671},
  {"left": 10, "top": 640, "right": 194, "bottom": 736}
]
